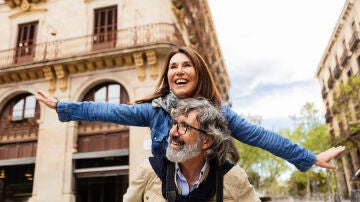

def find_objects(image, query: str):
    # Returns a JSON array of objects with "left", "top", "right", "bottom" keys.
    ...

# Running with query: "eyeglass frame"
[{"left": 170, "top": 120, "right": 206, "bottom": 135}]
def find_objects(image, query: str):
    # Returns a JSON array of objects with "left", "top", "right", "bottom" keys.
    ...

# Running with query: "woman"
[{"left": 36, "top": 46, "right": 344, "bottom": 172}]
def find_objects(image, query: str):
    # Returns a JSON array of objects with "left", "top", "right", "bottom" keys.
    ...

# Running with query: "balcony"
[
  {"left": 349, "top": 31, "right": 360, "bottom": 51},
  {"left": 339, "top": 121, "right": 346, "bottom": 137},
  {"left": 331, "top": 105, "right": 339, "bottom": 115},
  {"left": 333, "top": 64, "right": 342, "bottom": 79},
  {"left": 325, "top": 110, "right": 332, "bottom": 123},
  {"left": 340, "top": 49, "right": 351, "bottom": 66},
  {"left": 348, "top": 120, "right": 360, "bottom": 142},
  {"left": 321, "top": 86, "right": 328, "bottom": 99},
  {"left": 327, "top": 76, "right": 334, "bottom": 89},
  {"left": 0, "top": 23, "right": 184, "bottom": 69}
]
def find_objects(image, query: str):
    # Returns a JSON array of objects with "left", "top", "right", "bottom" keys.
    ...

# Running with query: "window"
[
  {"left": 95, "top": 84, "right": 120, "bottom": 103},
  {"left": 93, "top": 5, "right": 117, "bottom": 50},
  {"left": 84, "top": 82, "right": 128, "bottom": 104},
  {"left": 11, "top": 95, "right": 36, "bottom": 121},
  {"left": 0, "top": 93, "right": 39, "bottom": 158},
  {"left": 351, "top": 21, "right": 357, "bottom": 32},
  {"left": 15, "top": 21, "right": 38, "bottom": 63},
  {"left": 342, "top": 39, "right": 347, "bottom": 51}
]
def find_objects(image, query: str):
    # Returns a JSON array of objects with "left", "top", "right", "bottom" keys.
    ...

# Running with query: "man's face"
[{"left": 166, "top": 110, "right": 203, "bottom": 163}]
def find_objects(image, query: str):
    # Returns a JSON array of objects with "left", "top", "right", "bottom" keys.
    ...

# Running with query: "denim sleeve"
[
  {"left": 222, "top": 104, "right": 316, "bottom": 172},
  {"left": 56, "top": 101, "right": 152, "bottom": 127}
]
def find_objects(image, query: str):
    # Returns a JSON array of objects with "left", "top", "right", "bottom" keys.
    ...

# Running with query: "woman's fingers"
[{"left": 35, "top": 90, "right": 57, "bottom": 109}]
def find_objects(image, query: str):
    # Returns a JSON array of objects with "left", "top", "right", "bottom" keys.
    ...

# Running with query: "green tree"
[
  {"left": 286, "top": 103, "right": 332, "bottom": 198},
  {"left": 235, "top": 114, "right": 289, "bottom": 197},
  {"left": 237, "top": 104, "right": 332, "bottom": 199},
  {"left": 333, "top": 74, "right": 360, "bottom": 137}
]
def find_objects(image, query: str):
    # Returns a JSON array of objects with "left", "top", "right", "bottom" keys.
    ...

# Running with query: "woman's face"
[{"left": 167, "top": 53, "right": 198, "bottom": 98}]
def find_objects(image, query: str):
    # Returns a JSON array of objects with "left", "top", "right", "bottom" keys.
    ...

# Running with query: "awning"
[
  {"left": 0, "top": 157, "right": 35, "bottom": 166},
  {"left": 74, "top": 165, "right": 129, "bottom": 178},
  {"left": 72, "top": 149, "right": 128, "bottom": 160}
]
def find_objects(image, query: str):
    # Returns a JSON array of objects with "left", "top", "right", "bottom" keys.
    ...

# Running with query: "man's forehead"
[{"left": 174, "top": 109, "right": 197, "bottom": 119}]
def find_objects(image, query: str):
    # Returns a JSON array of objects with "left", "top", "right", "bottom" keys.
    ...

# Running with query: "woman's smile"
[{"left": 167, "top": 53, "right": 198, "bottom": 98}]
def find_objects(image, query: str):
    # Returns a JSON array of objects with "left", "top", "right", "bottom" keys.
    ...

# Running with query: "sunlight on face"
[{"left": 167, "top": 53, "right": 198, "bottom": 98}]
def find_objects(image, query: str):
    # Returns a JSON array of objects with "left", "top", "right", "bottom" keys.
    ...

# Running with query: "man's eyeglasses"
[{"left": 171, "top": 120, "right": 205, "bottom": 135}]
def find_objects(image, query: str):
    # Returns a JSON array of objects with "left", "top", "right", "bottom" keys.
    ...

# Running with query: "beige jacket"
[{"left": 123, "top": 160, "right": 260, "bottom": 202}]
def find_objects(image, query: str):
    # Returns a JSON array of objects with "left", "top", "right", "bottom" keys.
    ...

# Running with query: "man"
[{"left": 123, "top": 97, "right": 260, "bottom": 202}]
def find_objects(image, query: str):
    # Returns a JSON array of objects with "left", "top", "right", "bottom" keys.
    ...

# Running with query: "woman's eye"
[{"left": 169, "top": 65, "right": 177, "bottom": 69}]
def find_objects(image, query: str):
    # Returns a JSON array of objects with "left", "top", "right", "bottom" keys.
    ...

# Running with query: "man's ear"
[{"left": 202, "top": 137, "right": 213, "bottom": 150}]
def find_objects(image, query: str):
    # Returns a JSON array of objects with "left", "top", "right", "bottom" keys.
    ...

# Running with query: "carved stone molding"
[
  {"left": 114, "top": 57, "right": 123, "bottom": 67},
  {"left": 124, "top": 56, "right": 133, "bottom": 66},
  {"left": 8, "top": 0, "right": 48, "bottom": 18},
  {"left": 54, "top": 64, "right": 68, "bottom": 92},
  {"left": 2, "top": 75, "right": 12, "bottom": 83},
  {"left": 85, "top": 61, "right": 95, "bottom": 71},
  {"left": 133, "top": 52, "right": 145, "bottom": 81},
  {"left": 146, "top": 50, "right": 158, "bottom": 80},
  {"left": 42, "top": 66, "right": 56, "bottom": 93}
]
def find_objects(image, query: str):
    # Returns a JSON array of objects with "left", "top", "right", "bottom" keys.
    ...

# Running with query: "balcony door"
[
  {"left": 93, "top": 6, "right": 117, "bottom": 50},
  {"left": 15, "top": 21, "right": 38, "bottom": 64}
]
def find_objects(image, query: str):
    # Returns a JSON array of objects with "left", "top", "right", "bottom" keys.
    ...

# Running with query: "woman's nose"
[{"left": 175, "top": 67, "right": 184, "bottom": 75}]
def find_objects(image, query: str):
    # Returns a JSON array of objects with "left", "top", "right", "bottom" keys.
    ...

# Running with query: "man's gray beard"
[{"left": 166, "top": 137, "right": 202, "bottom": 163}]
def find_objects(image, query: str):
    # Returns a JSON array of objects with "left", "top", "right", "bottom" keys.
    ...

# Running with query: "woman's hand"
[
  {"left": 315, "top": 146, "right": 345, "bottom": 169},
  {"left": 35, "top": 89, "right": 58, "bottom": 109}
]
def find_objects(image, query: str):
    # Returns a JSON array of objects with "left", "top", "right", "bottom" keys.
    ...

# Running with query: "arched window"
[
  {"left": 77, "top": 82, "right": 129, "bottom": 153},
  {"left": 0, "top": 93, "right": 39, "bottom": 159},
  {"left": 95, "top": 84, "right": 120, "bottom": 103},
  {"left": 83, "top": 82, "right": 129, "bottom": 104},
  {"left": 11, "top": 95, "right": 36, "bottom": 121}
]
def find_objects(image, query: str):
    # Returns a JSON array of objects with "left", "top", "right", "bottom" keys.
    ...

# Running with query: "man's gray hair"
[{"left": 171, "top": 97, "right": 231, "bottom": 166}]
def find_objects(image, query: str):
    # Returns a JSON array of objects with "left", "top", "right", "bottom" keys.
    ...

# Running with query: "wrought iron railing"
[
  {"left": 349, "top": 31, "right": 360, "bottom": 51},
  {"left": 0, "top": 23, "right": 184, "bottom": 68}
]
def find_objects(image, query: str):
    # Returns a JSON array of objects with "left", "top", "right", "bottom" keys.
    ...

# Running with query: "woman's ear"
[{"left": 202, "top": 137, "right": 213, "bottom": 150}]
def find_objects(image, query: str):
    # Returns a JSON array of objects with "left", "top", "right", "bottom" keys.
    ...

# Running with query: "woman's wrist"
[{"left": 54, "top": 97, "right": 59, "bottom": 112}]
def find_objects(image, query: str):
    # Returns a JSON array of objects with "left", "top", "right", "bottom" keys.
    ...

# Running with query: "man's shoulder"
[{"left": 224, "top": 165, "right": 248, "bottom": 183}]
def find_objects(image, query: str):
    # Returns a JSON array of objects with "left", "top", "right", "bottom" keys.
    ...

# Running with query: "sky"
[{"left": 208, "top": 0, "right": 346, "bottom": 131}]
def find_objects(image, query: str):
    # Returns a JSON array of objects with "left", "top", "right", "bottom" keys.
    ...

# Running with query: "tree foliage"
[
  {"left": 236, "top": 103, "right": 333, "bottom": 198},
  {"left": 235, "top": 114, "right": 289, "bottom": 195},
  {"left": 285, "top": 103, "right": 332, "bottom": 197},
  {"left": 333, "top": 74, "right": 360, "bottom": 135}
]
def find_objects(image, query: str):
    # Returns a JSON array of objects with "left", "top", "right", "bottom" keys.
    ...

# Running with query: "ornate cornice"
[{"left": 6, "top": 0, "right": 47, "bottom": 18}]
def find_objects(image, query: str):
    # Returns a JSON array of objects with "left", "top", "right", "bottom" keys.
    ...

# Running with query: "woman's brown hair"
[{"left": 136, "top": 46, "right": 222, "bottom": 107}]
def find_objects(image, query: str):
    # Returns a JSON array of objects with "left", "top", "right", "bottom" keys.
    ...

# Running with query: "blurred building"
[
  {"left": 316, "top": 0, "right": 360, "bottom": 200},
  {"left": 0, "top": 0, "right": 230, "bottom": 201}
]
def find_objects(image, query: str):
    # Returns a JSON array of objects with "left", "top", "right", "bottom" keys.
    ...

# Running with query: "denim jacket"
[{"left": 57, "top": 101, "right": 316, "bottom": 171}]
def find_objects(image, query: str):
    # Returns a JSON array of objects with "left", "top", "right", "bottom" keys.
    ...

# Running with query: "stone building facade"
[
  {"left": 316, "top": 0, "right": 360, "bottom": 199},
  {"left": 0, "top": 0, "right": 230, "bottom": 201}
]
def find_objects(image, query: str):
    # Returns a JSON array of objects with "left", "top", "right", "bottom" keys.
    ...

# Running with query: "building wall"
[
  {"left": 0, "top": 0, "right": 229, "bottom": 201},
  {"left": 316, "top": 0, "right": 360, "bottom": 199}
]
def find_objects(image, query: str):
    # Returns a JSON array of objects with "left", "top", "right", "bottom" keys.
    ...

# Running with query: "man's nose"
[{"left": 169, "top": 125, "right": 179, "bottom": 136}]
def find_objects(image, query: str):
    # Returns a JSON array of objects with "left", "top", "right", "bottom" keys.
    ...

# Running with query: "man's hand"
[
  {"left": 35, "top": 89, "right": 58, "bottom": 109},
  {"left": 315, "top": 146, "right": 345, "bottom": 169}
]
